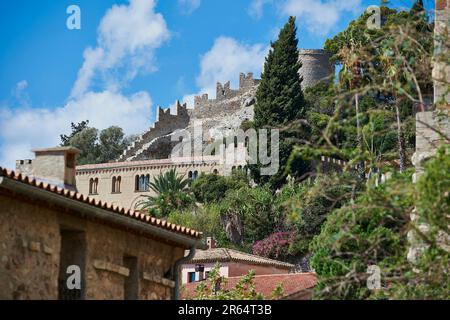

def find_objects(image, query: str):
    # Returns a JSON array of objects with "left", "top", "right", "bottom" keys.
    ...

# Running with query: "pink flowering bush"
[{"left": 252, "top": 232, "right": 296, "bottom": 260}]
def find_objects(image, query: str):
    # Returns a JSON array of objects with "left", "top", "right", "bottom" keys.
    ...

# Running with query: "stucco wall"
[
  {"left": 181, "top": 263, "right": 229, "bottom": 284},
  {"left": 76, "top": 158, "right": 222, "bottom": 210},
  {"left": 180, "top": 261, "right": 291, "bottom": 284},
  {"left": 0, "top": 190, "right": 185, "bottom": 300}
]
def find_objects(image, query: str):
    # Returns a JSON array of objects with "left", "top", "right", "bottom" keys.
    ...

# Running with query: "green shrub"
[
  {"left": 310, "top": 147, "right": 450, "bottom": 299},
  {"left": 310, "top": 171, "right": 414, "bottom": 299},
  {"left": 191, "top": 171, "right": 248, "bottom": 204}
]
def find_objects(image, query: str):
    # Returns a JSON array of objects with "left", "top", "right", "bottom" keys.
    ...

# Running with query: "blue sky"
[{"left": 0, "top": 0, "right": 434, "bottom": 168}]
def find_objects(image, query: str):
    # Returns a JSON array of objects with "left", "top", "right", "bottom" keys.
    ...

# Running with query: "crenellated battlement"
[
  {"left": 15, "top": 159, "right": 33, "bottom": 176},
  {"left": 118, "top": 100, "right": 190, "bottom": 161},
  {"left": 216, "top": 81, "right": 239, "bottom": 101},
  {"left": 193, "top": 72, "right": 260, "bottom": 117},
  {"left": 239, "top": 72, "right": 259, "bottom": 91}
]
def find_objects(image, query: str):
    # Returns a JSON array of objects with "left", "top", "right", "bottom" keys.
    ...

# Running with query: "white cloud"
[
  {"left": 180, "top": 37, "right": 268, "bottom": 107},
  {"left": 248, "top": 0, "right": 273, "bottom": 19},
  {"left": 71, "top": 0, "right": 170, "bottom": 98},
  {"left": 0, "top": 91, "right": 152, "bottom": 168},
  {"left": 280, "top": 0, "right": 362, "bottom": 35},
  {"left": 0, "top": 0, "right": 170, "bottom": 169},
  {"left": 178, "top": 0, "right": 201, "bottom": 14},
  {"left": 11, "top": 80, "right": 31, "bottom": 107}
]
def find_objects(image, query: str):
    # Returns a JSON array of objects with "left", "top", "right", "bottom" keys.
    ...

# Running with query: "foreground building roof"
[
  {"left": 189, "top": 248, "right": 294, "bottom": 269},
  {"left": 0, "top": 167, "right": 203, "bottom": 246},
  {"left": 182, "top": 273, "right": 317, "bottom": 300}
]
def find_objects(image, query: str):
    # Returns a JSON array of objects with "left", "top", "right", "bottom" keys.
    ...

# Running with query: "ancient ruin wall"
[
  {"left": 119, "top": 101, "right": 190, "bottom": 161},
  {"left": 193, "top": 73, "right": 259, "bottom": 119}
]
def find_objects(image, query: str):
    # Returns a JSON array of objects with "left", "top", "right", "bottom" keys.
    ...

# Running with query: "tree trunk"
[
  {"left": 395, "top": 101, "right": 406, "bottom": 172},
  {"left": 355, "top": 93, "right": 365, "bottom": 180}
]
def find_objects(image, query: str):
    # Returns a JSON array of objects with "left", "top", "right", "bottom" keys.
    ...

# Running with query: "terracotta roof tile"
[
  {"left": 189, "top": 248, "right": 294, "bottom": 268},
  {"left": 182, "top": 273, "right": 317, "bottom": 299},
  {"left": 0, "top": 167, "right": 202, "bottom": 240}
]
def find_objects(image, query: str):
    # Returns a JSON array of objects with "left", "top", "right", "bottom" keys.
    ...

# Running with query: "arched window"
[
  {"left": 112, "top": 176, "right": 121, "bottom": 193},
  {"left": 145, "top": 174, "right": 150, "bottom": 191},
  {"left": 238, "top": 165, "right": 242, "bottom": 171},
  {"left": 139, "top": 175, "right": 146, "bottom": 191},
  {"left": 89, "top": 178, "right": 94, "bottom": 194},
  {"left": 117, "top": 176, "right": 121, "bottom": 193},
  {"left": 112, "top": 176, "right": 116, "bottom": 193},
  {"left": 188, "top": 171, "right": 193, "bottom": 179},
  {"left": 89, "top": 178, "right": 99, "bottom": 195},
  {"left": 193, "top": 171, "right": 199, "bottom": 180},
  {"left": 213, "top": 169, "right": 218, "bottom": 175},
  {"left": 135, "top": 174, "right": 150, "bottom": 192},
  {"left": 135, "top": 175, "right": 139, "bottom": 191}
]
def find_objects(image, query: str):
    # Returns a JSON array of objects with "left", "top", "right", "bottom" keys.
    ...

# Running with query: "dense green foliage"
[
  {"left": 60, "top": 120, "right": 135, "bottom": 165},
  {"left": 137, "top": 169, "right": 194, "bottom": 218},
  {"left": 310, "top": 146, "right": 449, "bottom": 299},
  {"left": 191, "top": 171, "right": 249, "bottom": 204}
]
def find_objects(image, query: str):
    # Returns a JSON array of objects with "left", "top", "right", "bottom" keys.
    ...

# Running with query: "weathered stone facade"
[
  {"left": 299, "top": 49, "right": 335, "bottom": 88},
  {"left": 0, "top": 161, "right": 203, "bottom": 300}
]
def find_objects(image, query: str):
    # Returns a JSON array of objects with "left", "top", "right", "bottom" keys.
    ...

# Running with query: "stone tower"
[{"left": 298, "top": 49, "right": 335, "bottom": 88}]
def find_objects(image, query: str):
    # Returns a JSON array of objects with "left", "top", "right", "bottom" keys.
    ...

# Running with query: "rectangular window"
[
  {"left": 123, "top": 256, "right": 139, "bottom": 300},
  {"left": 58, "top": 229, "right": 86, "bottom": 300},
  {"left": 188, "top": 272, "right": 196, "bottom": 283}
]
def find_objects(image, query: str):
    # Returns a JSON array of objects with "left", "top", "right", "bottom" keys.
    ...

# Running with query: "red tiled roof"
[
  {"left": 0, "top": 167, "right": 202, "bottom": 239},
  {"left": 182, "top": 273, "right": 317, "bottom": 300},
  {"left": 190, "top": 248, "right": 294, "bottom": 268}
]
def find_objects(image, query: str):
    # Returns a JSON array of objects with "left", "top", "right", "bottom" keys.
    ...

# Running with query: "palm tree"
[{"left": 137, "top": 169, "right": 194, "bottom": 217}]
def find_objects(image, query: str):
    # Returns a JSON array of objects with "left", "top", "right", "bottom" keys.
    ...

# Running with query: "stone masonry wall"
[
  {"left": 0, "top": 190, "right": 185, "bottom": 300},
  {"left": 299, "top": 49, "right": 335, "bottom": 88},
  {"left": 119, "top": 101, "right": 190, "bottom": 161},
  {"left": 193, "top": 72, "right": 259, "bottom": 119},
  {"left": 0, "top": 192, "right": 60, "bottom": 299}
]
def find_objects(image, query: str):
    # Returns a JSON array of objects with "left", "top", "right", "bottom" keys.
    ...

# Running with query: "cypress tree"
[
  {"left": 254, "top": 16, "right": 304, "bottom": 128},
  {"left": 410, "top": 0, "right": 424, "bottom": 15},
  {"left": 251, "top": 16, "right": 307, "bottom": 189}
]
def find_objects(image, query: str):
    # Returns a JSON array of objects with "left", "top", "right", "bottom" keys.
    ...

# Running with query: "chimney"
[
  {"left": 206, "top": 237, "right": 216, "bottom": 250},
  {"left": 27, "top": 147, "right": 80, "bottom": 190}
]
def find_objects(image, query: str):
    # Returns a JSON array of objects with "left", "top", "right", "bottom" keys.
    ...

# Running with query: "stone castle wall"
[
  {"left": 119, "top": 101, "right": 190, "bottom": 161},
  {"left": 193, "top": 73, "right": 259, "bottom": 119}
]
